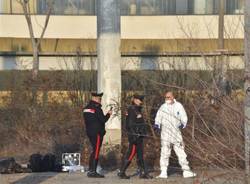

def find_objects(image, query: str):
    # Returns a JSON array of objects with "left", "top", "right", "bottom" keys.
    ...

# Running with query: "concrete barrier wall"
[{"left": 0, "top": 15, "right": 244, "bottom": 39}]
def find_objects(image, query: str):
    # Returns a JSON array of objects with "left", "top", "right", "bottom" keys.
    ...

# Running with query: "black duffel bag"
[
  {"left": 28, "top": 153, "right": 59, "bottom": 172},
  {"left": 28, "top": 154, "right": 43, "bottom": 172}
]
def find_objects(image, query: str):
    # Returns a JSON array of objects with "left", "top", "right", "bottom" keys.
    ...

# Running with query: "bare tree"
[
  {"left": 16, "top": 0, "right": 53, "bottom": 121},
  {"left": 218, "top": 0, "right": 225, "bottom": 50},
  {"left": 17, "top": 0, "right": 53, "bottom": 80},
  {"left": 217, "top": 0, "right": 230, "bottom": 96}
]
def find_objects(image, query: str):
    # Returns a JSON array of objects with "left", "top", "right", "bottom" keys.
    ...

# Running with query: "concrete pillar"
[
  {"left": 97, "top": 0, "right": 121, "bottom": 145},
  {"left": 194, "top": 0, "right": 206, "bottom": 14}
]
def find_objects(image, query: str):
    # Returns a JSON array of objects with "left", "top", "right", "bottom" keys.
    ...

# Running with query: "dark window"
[
  {"left": 176, "top": 0, "right": 188, "bottom": 14},
  {"left": 0, "top": 1, "right": 11, "bottom": 13},
  {"left": 121, "top": 0, "right": 165, "bottom": 15},
  {"left": 226, "top": 0, "right": 243, "bottom": 14},
  {"left": 187, "top": 0, "right": 194, "bottom": 14},
  {"left": 138, "top": 0, "right": 163, "bottom": 15},
  {"left": 166, "top": 0, "right": 176, "bottom": 14},
  {"left": 37, "top": 0, "right": 95, "bottom": 15},
  {"left": 1, "top": 0, "right": 244, "bottom": 15},
  {"left": 121, "top": 0, "right": 133, "bottom": 15}
]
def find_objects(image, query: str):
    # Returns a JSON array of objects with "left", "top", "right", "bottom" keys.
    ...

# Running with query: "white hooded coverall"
[{"left": 155, "top": 99, "right": 190, "bottom": 172}]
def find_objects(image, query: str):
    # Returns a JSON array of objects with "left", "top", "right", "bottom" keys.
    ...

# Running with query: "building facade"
[{"left": 0, "top": 0, "right": 244, "bottom": 71}]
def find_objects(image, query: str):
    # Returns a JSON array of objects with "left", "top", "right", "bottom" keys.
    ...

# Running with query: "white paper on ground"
[{"left": 62, "top": 165, "right": 85, "bottom": 173}]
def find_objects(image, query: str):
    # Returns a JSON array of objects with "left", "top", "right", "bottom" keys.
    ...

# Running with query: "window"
[
  {"left": 37, "top": 0, "right": 48, "bottom": 14},
  {"left": 190, "top": 0, "right": 221, "bottom": 14},
  {"left": 213, "top": 0, "right": 219, "bottom": 14},
  {"left": 11, "top": 0, "right": 24, "bottom": 14},
  {"left": 63, "top": 0, "right": 95, "bottom": 15},
  {"left": 176, "top": 0, "right": 188, "bottom": 14},
  {"left": 205, "top": 0, "right": 215, "bottom": 14},
  {"left": 226, "top": 0, "right": 243, "bottom": 14},
  {"left": 138, "top": 0, "right": 163, "bottom": 15},
  {"left": 166, "top": 0, "right": 176, "bottom": 14},
  {"left": 38, "top": 0, "right": 95, "bottom": 15},
  {"left": 121, "top": 0, "right": 132, "bottom": 15},
  {"left": 121, "top": 0, "right": 165, "bottom": 15},
  {"left": 0, "top": 1, "right": 11, "bottom": 13},
  {"left": 1, "top": 0, "right": 244, "bottom": 15}
]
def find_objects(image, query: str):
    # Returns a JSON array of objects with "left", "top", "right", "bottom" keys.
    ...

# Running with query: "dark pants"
[
  {"left": 88, "top": 133, "right": 103, "bottom": 172},
  {"left": 125, "top": 136, "right": 144, "bottom": 166},
  {"left": 119, "top": 135, "right": 150, "bottom": 176}
]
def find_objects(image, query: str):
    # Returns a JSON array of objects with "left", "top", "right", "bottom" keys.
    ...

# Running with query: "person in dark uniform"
[
  {"left": 118, "top": 94, "right": 152, "bottom": 179},
  {"left": 83, "top": 92, "right": 112, "bottom": 178}
]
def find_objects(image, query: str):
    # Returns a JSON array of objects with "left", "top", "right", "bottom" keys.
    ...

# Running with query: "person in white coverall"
[{"left": 154, "top": 91, "right": 196, "bottom": 178}]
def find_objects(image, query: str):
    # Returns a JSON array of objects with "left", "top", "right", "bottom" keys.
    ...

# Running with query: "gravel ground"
[{"left": 0, "top": 169, "right": 246, "bottom": 184}]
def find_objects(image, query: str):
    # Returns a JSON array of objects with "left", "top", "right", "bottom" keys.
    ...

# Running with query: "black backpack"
[
  {"left": 41, "top": 154, "right": 56, "bottom": 172},
  {"left": 28, "top": 154, "right": 43, "bottom": 172}
]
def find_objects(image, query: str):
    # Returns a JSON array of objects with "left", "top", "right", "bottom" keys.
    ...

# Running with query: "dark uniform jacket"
[
  {"left": 126, "top": 104, "right": 147, "bottom": 139},
  {"left": 83, "top": 100, "right": 110, "bottom": 137}
]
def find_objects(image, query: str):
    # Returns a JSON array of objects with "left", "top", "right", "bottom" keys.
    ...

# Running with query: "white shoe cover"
[
  {"left": 156, "top": 172, "right": 168, "bottom": 179},
  {"left": 183, "top": 170, "right": 197, "bottom": 178}
]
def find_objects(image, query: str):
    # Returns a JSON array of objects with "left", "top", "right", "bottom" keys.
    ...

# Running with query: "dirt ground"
[{"left": 0, "top": 169, "right": 246, "bottom": 184}]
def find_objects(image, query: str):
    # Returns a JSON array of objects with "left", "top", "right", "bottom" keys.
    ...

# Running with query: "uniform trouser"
[
  {"left": 123, "top": 136, "right": 145, "bottom": 170},
  {"left": 160, "top": 139, "right": 190, "bottom": 172},
  {"left": 88, "top": 133, "right": 103, "bottom": 172}
]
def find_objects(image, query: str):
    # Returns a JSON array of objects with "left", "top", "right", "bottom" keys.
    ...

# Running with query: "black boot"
[
  {"left": 87, "top": 159, "right": 104, "bottom": 178},
  {"left": 139, "top": 172, "right": 153, "bottom": 179},
  {"left": 88, "top": 156, "right": 94, "bottom": 173},
  {"left": 94, "top": 159, "right": 105, "bottom": 178},
  {"left": 118, "top": 172, "right": 130, "bottom": 179},
  {"left": 138, "top": 160, "right": 153, "bottom": 179},
  {"left": 87, "top": 171, "right": 104, "bottom": 178},
  {"left": 118, "top": 160, "right": 131, "bottom": 179}
]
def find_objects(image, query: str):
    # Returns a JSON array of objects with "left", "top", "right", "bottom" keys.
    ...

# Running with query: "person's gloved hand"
[
  {"left": 178, "top": 123, "right": 185, "bottom": 129},
  {"left": 153, "top": 124, "right": 161, "bottom": 134}
]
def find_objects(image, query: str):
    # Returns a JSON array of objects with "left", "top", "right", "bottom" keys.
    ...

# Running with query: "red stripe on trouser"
[
  {"left": 95, "top": 134, "right": 101, "bottom": 160},
  {"left": 128, "top": 145, "right": 136, "bottom": 161}
]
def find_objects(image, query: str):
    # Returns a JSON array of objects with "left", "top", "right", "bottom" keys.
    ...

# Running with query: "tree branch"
[
  {"left": 37, "top": 0, "right": 53, "bottom": 47},
  {"left": 19, "top": 0, "right": 37, "bottom": 48}
]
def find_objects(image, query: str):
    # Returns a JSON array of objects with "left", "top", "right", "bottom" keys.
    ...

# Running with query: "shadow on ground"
[{"left": 10, "top": 172, "right": 58, "bottom": 184}]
